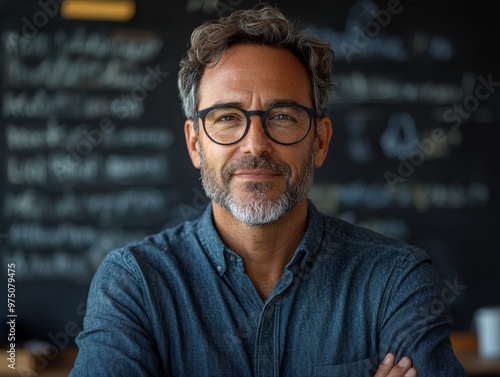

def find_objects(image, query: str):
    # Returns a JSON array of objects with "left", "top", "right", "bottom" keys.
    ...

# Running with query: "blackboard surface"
[{"left": 0, "top": 0, "right": 498, "bottom": 347}]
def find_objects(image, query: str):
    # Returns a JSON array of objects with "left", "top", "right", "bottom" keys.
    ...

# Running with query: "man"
[{"left": 69, "top": 3, "right": 467, "bottom": 376}]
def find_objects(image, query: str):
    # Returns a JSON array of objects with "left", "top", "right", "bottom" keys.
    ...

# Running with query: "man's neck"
[{"left": 212, "top": 199, "right": 308, "bottom": 300}]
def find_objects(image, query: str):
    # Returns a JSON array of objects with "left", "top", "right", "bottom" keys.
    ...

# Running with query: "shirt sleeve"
[
  {"left": 378, "top": 247, "right": 468, "bottom": 376},
  {"left": 69, "top": 248, "right": 164, "bottom": 377}
]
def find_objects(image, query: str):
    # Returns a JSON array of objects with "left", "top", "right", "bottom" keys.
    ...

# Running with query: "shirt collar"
[
  {"left": 286, "top": 199, "right": 324, "bottom": 269},
  {"left": 196, "top": 200, "right": 324, "bottom": 276},
  {"left": 197, "top": 202, "right": 228, "bottom": 275}
]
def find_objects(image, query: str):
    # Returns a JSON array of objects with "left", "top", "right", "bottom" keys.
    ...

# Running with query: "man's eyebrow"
[
  {"left": 265, "top": 99, "right": 303, "bottom": 107},
  {"left": 209, "top": 101, "right": 245, "bottom": 108},
  {"left": 206, "top": 99, "right": 304, "bottom": 109}
]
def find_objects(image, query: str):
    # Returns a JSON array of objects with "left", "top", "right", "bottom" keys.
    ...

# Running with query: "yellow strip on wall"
[{"left": 61, "top": 0, "right": 136, "bottom": 22}]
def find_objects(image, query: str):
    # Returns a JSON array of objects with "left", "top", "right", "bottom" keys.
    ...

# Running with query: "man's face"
[{"left": 186, "top": 44, "right": 330, "bottom": 225}]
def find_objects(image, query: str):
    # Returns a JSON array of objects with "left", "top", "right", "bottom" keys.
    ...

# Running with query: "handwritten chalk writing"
[
  {"left": 309, "top": 181, "right": 490, "bottom": 211},
  {"left": 109, "top": 65, "right": 169, "bottom": 121},
  {"left": 337, "top": 0, "right": 407, "bottom": 63},
  {"left": 3, "top": 31, "right": 49, "bottom": 57},
  {"left": 305, "top": 0, "right": 408, "bottom": 62},
  {"left": 101, "top": 126, "right": 174, "bottom": 149},
  {"left": 7, "top": 222, "right": 148, "bottom": 252},
  {"left": 307, "top": 24, "right": 407, "bottom": 62},
  {"left": 6, "top": 153, "right": 172, "bottom": 185},
  {"left": 6, "top": 118, "right": 65, "bottom": 150},
  {"left": 380, "top": 112, "right": 419, "bottom": 159},
  {"left": 6, "top": 119, "right": 173, "bottom": 151},
  {"left": 9, "top": 222, "right": 98, "bottom": 249},
  {"left": 0, "top": 24, "right": 174, "bottom": 289},
  {"left": 7, "top": 155, "right": 48, "bottom": 185},
  {"left": 13, "top": 251, "right": 92, "bottom": 281},
  {"left": 342, "top": 110, "right": 466, "bottom": 165},
  {"left": 2, "top": 249, "right": 90, "bottom": 283},
  {"left": 2, "top": 28, "right": 163, "bottom": 60},
  {"left": 333, "top": 71, "right": 474, "bottom": 104},
  {"left": 443, "top": 74, "right": 500, "bottom": 129},
  {"left": 7, "top": 153, "right": 100, "bottom": 185},
  {"left": 52, "top": 28, "right": 163, "bottom": 62},
  {"left": 345, "top": 114, "right": 373, "bottom": 163},
  {"left": 4, "top": 187, "right": 178, "bottom": 221},
  {"left": 104, "top": 154, "right": 170, "bottom": 182},
  {"left": 83, "top": 188, "right": 174, "bottom": 220},
  {"left": 2, "top": 89, "right": 143, "bottom": 119},
  {"left": 4, "top": 227, "right": 150, "bottom": 281},
  {"left": 305, "top": 0, "right": 455, "bottom": 63},
  {"left": 4, "top": 189, "right": 44, "bottom": 220},
  {"left": 6, "top": 57, "right": 151, "bottom": 90},
  {"left": 6, "top": 57, "right": 100, "bottom": 88}
]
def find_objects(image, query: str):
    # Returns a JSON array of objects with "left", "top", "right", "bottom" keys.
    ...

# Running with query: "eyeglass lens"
[{"left": 203, "top": 106, "right": 311, "bottom": 144}]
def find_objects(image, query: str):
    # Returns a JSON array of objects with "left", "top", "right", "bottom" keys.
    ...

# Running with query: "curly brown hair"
[{"left": 177, "top": 3, "right": 335, "bottom": 124}]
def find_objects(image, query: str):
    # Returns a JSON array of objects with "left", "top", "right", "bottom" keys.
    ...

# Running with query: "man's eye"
[
  {"left": 208, "top": 112, "right": 241, "bottom": 124},
  {"left": 270, "top": 113, "right": 296, "bottom": 123},
  {"left": 275, "top": 114, "right": 293, "bottom": 121}
]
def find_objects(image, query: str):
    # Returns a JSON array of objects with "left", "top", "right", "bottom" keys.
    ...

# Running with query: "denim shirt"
[{"left": 69, "top": 201, "right": 467, "bottom": 377}]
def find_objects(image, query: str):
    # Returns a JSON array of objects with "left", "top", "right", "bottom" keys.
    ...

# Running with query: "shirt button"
[{"left": 217, "top": 266, "right": 223, "bottom": 272}]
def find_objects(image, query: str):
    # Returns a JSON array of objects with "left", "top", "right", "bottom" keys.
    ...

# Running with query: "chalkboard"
[{"left": 0, "top": 0, "right": 498, "bottom": 350}]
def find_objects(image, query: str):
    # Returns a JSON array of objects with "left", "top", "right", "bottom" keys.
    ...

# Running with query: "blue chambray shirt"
[{"left": 69, "top": 201, "right": 467, "bottom": 376}]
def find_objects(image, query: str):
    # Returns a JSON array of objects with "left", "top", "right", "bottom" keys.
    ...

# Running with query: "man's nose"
[{"left": 239, "top": 115, "right": 273, "bottom": 156}]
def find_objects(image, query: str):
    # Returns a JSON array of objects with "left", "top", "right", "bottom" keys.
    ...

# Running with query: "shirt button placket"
[{"left": 255, "top": 301, "right": 277, "bottom": 377}]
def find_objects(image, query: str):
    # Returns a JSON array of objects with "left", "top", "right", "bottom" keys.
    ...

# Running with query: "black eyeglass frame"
[{"left": 195, "top": 104, "right": 317, "bottom": 146}]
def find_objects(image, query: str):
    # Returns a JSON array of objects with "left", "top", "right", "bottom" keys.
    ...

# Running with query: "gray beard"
[{"left": 198, "top": 144, "right": 316, "bottom": 225}]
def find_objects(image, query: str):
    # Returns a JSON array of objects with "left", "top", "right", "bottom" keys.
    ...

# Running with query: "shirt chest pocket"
[{"left": 312, "top": 355, "right": 380, "bottom": 377}]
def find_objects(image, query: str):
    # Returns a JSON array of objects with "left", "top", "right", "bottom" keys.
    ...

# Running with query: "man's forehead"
[
  {"left": 205, "top": 45, "right": 307, "bottom": 74},
  {"left": 202, "top": 67, "right": 300, "bottom": 83},
  {"left": 199, "top": 45, "right": 309, "bottom": 87}
]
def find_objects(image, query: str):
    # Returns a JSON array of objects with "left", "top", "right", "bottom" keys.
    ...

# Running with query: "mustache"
[{"left": 222, "top": 155, "right": 291, "bottom": 177}]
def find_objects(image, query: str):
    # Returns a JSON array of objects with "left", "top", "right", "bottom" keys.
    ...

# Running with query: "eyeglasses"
[{"left": 196, "top": 104, "right": 317, "bottom": 145}]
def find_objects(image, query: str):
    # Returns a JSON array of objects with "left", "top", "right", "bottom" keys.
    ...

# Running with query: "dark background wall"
[{"left": 0, "top": 0, "right": 498, "bottom": 347}]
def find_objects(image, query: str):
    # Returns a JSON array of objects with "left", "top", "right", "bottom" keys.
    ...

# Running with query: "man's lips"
[{"left": 233, "top": 169, "right": 281, "bottom": 179}]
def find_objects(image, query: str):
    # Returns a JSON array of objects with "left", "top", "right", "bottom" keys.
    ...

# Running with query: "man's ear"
[
  {"left": 185, "top": 119, "right": 201, "bottom": 169},
  {"left": 314, "top": 116, "right": 333, "bottom": 168}
]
